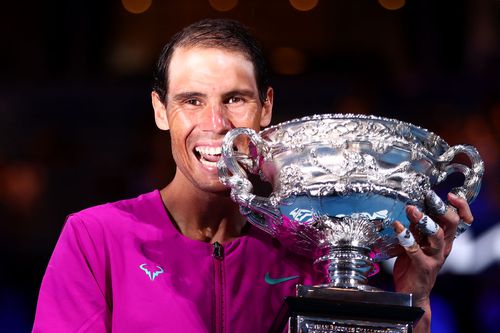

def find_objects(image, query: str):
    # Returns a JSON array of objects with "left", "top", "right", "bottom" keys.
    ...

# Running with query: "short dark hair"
[{"left": 152, "top": 18, "right": 270, "bottom": 104}]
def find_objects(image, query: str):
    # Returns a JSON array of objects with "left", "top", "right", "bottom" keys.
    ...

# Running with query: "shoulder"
[{"left": 66, "top": 190, "right": 165, "bottom": 236}]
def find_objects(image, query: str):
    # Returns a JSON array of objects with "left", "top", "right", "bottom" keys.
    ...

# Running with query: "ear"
[
  {"left": 152, "top": 91, "right": 169, "bottom": 131},
  {"left": 260, "top": 87, "right": 273, "bottom": 127}
]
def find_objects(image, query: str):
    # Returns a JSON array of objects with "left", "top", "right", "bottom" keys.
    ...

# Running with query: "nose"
[{"left": 201, "top": 102, "right": 232, "bottom": 133}]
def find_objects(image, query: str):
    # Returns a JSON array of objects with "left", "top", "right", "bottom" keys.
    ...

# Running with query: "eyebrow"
[
  {"left": 171, "top": 89, "right": 257, "bottom": 102},
  {"left": 171, "top": 92, "right": 206, "bottom": 102},
  {"left": 221, "top": 89, "right": 257, "bottom": 100}
]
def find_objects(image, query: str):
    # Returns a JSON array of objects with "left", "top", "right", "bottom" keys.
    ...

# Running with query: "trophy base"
[{"left": 270, "top": 286, "right": 424, "bottom": 333}]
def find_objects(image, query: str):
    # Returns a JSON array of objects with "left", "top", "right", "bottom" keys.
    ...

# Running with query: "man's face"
[{"left": 152, "top": 46, "right": 273, "bottom": 193}]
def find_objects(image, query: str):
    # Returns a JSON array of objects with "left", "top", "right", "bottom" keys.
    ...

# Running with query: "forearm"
[{"left": 413, "top": 299, "right": 431, "bottom": 333}]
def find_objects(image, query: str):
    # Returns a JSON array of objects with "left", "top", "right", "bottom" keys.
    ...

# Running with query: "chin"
[{"left": 199, "top": 182, "right": 232, "bottom": 196}]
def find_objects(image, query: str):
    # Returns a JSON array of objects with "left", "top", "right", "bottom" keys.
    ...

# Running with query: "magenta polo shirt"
[{"left": 32, "top": 190, "right": 321, "bottom": 332}]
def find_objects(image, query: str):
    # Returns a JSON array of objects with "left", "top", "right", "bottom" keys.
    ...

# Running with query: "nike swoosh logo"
[{"left": 264, "top": 272, "right": 299, "bottom": 285}]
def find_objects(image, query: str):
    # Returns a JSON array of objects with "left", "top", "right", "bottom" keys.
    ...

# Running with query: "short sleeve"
[{"left": 32, "top": 215, "right": 111, "bottom": 333}]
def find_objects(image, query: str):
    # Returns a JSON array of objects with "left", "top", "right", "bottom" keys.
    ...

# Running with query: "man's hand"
[{"left": 392, "top": 191, "right": 474, "bottom": 333}]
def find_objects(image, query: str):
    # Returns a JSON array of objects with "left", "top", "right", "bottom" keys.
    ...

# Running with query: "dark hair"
[{"left": 152, "top": 18, "right": 270, "bottom": 104}]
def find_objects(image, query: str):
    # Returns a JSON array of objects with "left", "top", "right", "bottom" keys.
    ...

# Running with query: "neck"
[{"left": 160, "top": 172, "right": 246, "bottom": 244}]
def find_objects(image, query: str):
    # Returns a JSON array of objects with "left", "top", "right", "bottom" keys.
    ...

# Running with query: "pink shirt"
[{"left": 33, "top": 190, "right": 321, "bottom": 332}]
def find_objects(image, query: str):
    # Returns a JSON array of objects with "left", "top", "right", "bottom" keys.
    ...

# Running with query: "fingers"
[
  {"left": 417, "top": 213, "right": 440, "bottom": 236},
  {"left": 395, "top": 192, "right": 474, "bottom": 262},
  {"left": 438, "top": 204, "right": 460, "bottom": 237},
  {"left": 406, "top": 206, "right": 445, "bottom": 255},
  {"left": 393, "top": 218, "right": 445, "bottom": 266},
  {"left": 421, "top": 191, "right": 474, "bottom": 257},
  {"left": 425, "top": 191, "right": 447, "bottom": 216},
  {"left": 425, "top": 191, "right": 457, "bottom": 241},
  {"left": 448, "top": 192, "right": 474, "bottom": 224},
  {"left": 448, "top": 193, "right": 474, "bottom": 239},
  {"left": 425, "top": 191, "right": 474, "bottom": 236},
  {"left": 394, "top": 221, "right": 419, "bottom": 254}
]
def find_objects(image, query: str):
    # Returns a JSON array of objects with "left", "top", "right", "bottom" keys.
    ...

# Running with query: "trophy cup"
[{"left": 217, "top": 114, "right": 484, "bottom": 333}]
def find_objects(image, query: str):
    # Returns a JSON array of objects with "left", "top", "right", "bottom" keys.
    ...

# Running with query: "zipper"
[
  {"left": 213, "top": 241, "right": 224, "bottom": 260},
  {"left": 213, "top": 241, "right": 225, "bottom": 333}
]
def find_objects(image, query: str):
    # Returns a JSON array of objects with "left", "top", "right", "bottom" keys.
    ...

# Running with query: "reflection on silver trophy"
[{"left": 218, "top": 114, "right": 484, "bottom": 333}]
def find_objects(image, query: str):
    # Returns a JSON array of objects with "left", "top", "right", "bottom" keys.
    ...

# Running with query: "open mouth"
[{"left": 194, "top": 146, "right": 222, "bottom": 168}]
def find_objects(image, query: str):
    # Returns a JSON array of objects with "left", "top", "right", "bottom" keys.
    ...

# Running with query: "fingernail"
[
  {"left": 448, "top": 192, "right": 458, "bottom": 199},
  {"left": 412, "top": 207, "right": 421, "bottom": 220},
  {"left": 393, "top": 221, "right": 404, "bottom": 234}
]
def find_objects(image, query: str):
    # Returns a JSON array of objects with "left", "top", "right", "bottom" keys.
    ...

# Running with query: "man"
[{"left": 33, "top": 19, "right": 473, "bottom": 333}]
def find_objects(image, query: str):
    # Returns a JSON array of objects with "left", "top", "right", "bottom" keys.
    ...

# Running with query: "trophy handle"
[
  {"left": 436, "top": 144, "right": 484, "bottom": 203},
  {"left": 218, "top": 127, "right": 280, "bottom": 235}
]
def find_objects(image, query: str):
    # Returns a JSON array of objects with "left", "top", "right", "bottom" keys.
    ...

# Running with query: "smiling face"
[{"left": 152, "top": 46, "right": 273, "bottom": 193}]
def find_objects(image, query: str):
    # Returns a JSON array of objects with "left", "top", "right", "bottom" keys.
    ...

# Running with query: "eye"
[
  {"left": 186, "top": 99, "right": 202, "bottom": 106},
  {"left": 226, "top": 96, "right": 244, "bottom": 104}
]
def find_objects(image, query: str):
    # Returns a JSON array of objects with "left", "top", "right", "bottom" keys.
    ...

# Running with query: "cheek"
[
  {"left": 168, "top": 126, "right": 192, "bottom": 159},
  {"left": 168, "top": 132, "right": 182, "bottom": 161},
  {"left": 229, "top": 111, "right": 262, "bottom": 130},
  {"left": 168, "top": 112, "right": 194, "bottom": 142}
]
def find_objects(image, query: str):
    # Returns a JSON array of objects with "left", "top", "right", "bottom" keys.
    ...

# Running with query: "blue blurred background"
[{"left": 1, "top": 0, "right": 499, "bottom": 332}]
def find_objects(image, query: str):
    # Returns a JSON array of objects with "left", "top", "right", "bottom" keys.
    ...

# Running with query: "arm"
[
  {"left": 32, "top": 215, "right": 111, "bottom": 333},
  {"left": 393, "top": 192, "right": 473, "bottom": 333}
]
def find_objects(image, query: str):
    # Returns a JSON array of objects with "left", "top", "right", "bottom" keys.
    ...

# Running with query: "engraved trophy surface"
[{"left": 217, "top": 114, "right": 484, "bottom": 333}]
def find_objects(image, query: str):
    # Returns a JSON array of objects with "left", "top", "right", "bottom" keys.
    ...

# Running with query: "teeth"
[
  {"left": 199, "top": 158, "right": 218, "bottom": 167},
  {"left": 195, "top": 146, "right": 222, "bottom": 168},
  {"left": 195, "top": 146, "right": 222, "bottom": 155}
]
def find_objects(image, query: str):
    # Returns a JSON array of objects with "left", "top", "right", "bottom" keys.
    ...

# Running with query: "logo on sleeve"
[
  {"left": 264, "top": 272, "right": 299, "bottom": 285},
  {"left": 139, "top": 263, "right": 164, "bottom": 281}
]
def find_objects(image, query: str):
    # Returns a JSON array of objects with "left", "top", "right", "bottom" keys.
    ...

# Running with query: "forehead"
[{"left": 167, "top": 46, "right": 257, "bottom": 87}]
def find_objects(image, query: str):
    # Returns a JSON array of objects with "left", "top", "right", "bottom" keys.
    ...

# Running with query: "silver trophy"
[{"left": 217, "top": 114, "right": 484, "bottom": 333}]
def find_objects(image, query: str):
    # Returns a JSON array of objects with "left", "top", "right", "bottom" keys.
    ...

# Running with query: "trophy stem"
[{"left": 318, "top": 246, "right": 376, "bottom": 291}]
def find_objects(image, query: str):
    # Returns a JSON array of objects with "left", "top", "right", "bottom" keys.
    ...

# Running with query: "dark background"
[{"left": 1, "top": 0, "right": 500, "bottom": 332}]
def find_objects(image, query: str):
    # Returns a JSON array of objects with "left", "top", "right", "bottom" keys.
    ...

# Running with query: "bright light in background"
[
  {"left": 269, "top": 47, "right": 306, "bottom": 75},
  {"left": 110, "top": 43, "right": 150, "bottom": 75},
  {"left": 122, "top": 0, "right": 152, "bottom": 14},
  {"left": 209, "top": 0, "right": 238, "bottom": 12},
  {"left": 289, "top": 0, "right": 319, "bottom": 11},
  {"left": 378, "top": 0, "right": 405, "bottom": 10}
]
